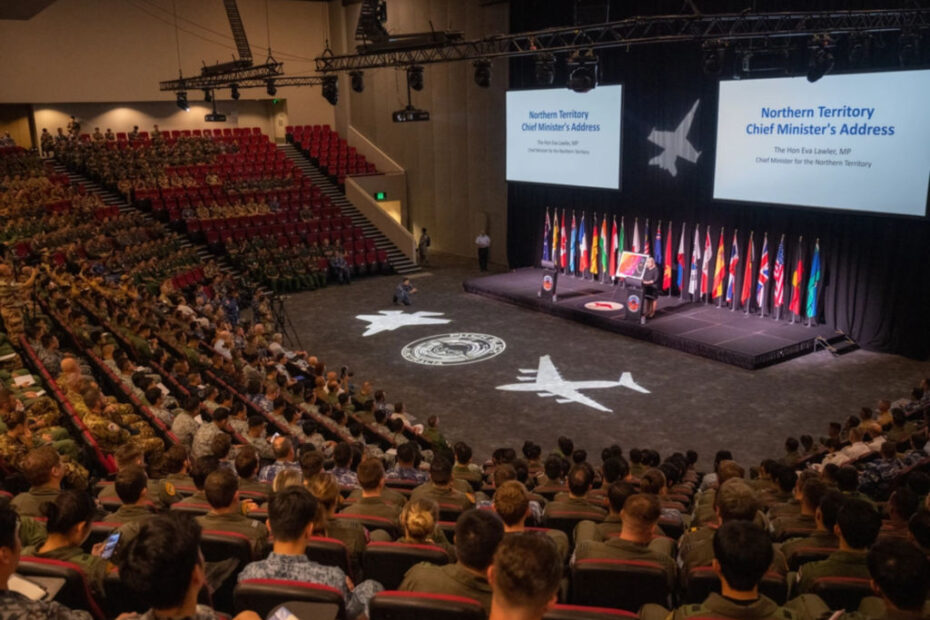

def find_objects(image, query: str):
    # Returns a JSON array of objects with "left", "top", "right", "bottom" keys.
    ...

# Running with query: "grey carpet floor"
[{"left": 278, "top": 253, "right": 930, "bottom": 470}]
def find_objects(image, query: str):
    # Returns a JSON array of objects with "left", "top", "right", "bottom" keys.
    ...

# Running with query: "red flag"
[
  {"left": 700, "top": 228, "right": 712, "bottom": 297},
  {"left": 609, "top": 216, "right": 618, "bottom": 277},
  {"left": 740, "top": 231, "right": 754, "bottom": 307},
  {"left": 712, "top": 229, "right": 726, "bottom": 299},
  {"left": 559, "top": 210, "right": 567, "bottom": 269},
  {"left": 662, "top": 222, "right": 673, "bottom": 291},
  {"left": 789, "top": 237, "right": 804, "bottom": 315}
]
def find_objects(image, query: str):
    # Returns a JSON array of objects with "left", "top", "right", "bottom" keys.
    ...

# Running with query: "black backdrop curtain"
[{"left": 506, "top": 0, "right": 930, "bottom": 359}]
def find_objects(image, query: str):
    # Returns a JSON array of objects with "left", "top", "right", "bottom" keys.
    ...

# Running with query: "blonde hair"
[
  {"left": 306, "top": 473, "right": 341, "bottom": 533},
  {"left": 272, "top": 468, "right": 303, "bottom": 493},
  {"left": 400, "top": 498, "right": 438, "bottom": 542}
]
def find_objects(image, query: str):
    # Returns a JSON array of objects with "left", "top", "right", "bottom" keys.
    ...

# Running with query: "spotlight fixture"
[
  {"left": 702, "top": 43, "right": 725, "bottom": 76},
  {"left": 322, "top": 75, "right": 338, "bottom": 106},
  {"left": 567, "top": 49, "right": 597, "bottom": 93},
  {"left": 806, "top": 45, "right": 834, "bottom": 83},
  {"left": 230, "top": 84, "right": 240, "bottom": 100},
  {"left": 407, "top": 65, "right": 424, "bottom": 92},
  {"left": 899, "top": 32, "right": 919, "bottom": 66},
  {"left": 473, "top": 60, "right": 492, "bottom": 88},
  {"left": 534, "top": 53, "right": 556, "bottom": 86},
  {"left": 847, "top": 34, "right": 869, "bottom": 67},
  {"left": 266, "top": 79, "right": 277, "bottom": 97},
  {"left": 350, "top": 70, "right": 365, "bottom": 93},
  {"left": 176, "top": 91, "right": 189, "bottom": 111},
  {"left": 203, "top": 89, "right": 213, "bottom": 103}
]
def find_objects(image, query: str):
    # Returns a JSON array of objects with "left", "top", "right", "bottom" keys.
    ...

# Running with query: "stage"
[{"left": 463, "top": 268, "right": 841, "bottom": 369}]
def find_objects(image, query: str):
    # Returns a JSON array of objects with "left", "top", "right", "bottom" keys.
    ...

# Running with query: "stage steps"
[
  {"left": 278, "top": 143, "right": 420, "bottom": 276},
  {"left": 815, "top": 333, "right": 860, "bottom": 357}
]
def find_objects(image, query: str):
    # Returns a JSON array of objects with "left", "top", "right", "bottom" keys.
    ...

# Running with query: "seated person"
[
  {"left": 857, "top": 538, "right": 929, "bottom": 620},
  {"left": 493, "top": 480, "right": 569, "bottom": 561},
  {"left": 574, "top": 493, "right": 677, "bottom": 591},
  {"left": 397, "top": 498, "right": 454, "bottom": 557},
  {"left": 22, "top": 490, "right": 113, "bottom": 599},
  {"left": 770, "top": 478, "right": 826, "bottom": 541},
  {"left": 195, "top": 469, "right": 268, "bottom": 559},
  {"left": 257, "top": 436, "right": 300, "bottom": 484},
  {"left": 452, "top": 441, "right": 484, "bottom": 489},
  {"left": 410, "top": 457, "right": 474, "bottom": 512},
  {"left": 384, "top": 442, "right": 429, "bottom": 485},
  {"left": 340, "top": 457, "right": 403, "bottom": 523},
  {"left": 780, "top": 489, "right": 844, "bottom": 565},
  {"left": 305, "top": 473, "right": 367, "bottom": 567},
  {"left": 10, "top": 446, "right": 65, "bottom": 517},
  {"left": 0, "top": 503, "right": 94, "bottom": 619},
  {"left": 487, "top": 532, "right": 562, "bottom": 620},
  {"left": 238, "top": 486, "right": 383, "bottom": 620},
  {"left": 331, "top": 442, "right": 359, "bottom": 488},
  {"left": 162, "top": 444, "right": 194, "bottom": 490},
  {"left": 642, "top": 521, "right": 825, "bottom": 620},
  {"left": 107, "top": 465, "right": 156, "bottom": 553},
  {"left": 797, "top": 498, "right": 881, "bottom": 593},
  {"left": 234, "top": 446, "right": 271, "bottom": 499},
  {"left": 543, "top": 463, "right": 607, "bottom": 521},
  {"left": 174, "top": 456, "right": 220, "bottom": 507},
  {"left": 399, "top": 508, "right": 504, "bottom": 613},
  {"left": 575, "top": 481, "right": 637, "bottom": 544},
  {"left": 97, "top": 443, "right": 179, "bottom": 510},
  {"left": 119, "top": 512, "right": 260, "bottom": 620}
]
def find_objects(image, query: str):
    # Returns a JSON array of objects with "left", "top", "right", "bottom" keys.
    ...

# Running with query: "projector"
[
  {"left": 392, "top": 106, "right": 430, "bottom": 123},
  {"left": 204, "top": 113, "right": 227, "bottom": 122}
]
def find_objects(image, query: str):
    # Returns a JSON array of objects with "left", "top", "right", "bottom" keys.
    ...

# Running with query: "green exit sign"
[{"left": 374, "top": 191, "right": 387, "bottom": 201}]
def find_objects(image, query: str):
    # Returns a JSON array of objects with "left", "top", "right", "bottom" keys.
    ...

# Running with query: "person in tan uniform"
[
  {"left": 338, "top": 457, "right": 402, "bottom": 524},
  {"left": 195, "top": 469, "right": 268, "bottom": 559},
  {"left": 493, "top": 480, "right": 569, "bottom": 562},
  {"left": 487, "top": 532, "right": 562, "bottom": 620}
]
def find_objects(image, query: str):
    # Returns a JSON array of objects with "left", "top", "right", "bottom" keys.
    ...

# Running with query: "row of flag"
[{"left": 541, "top": 208, "right": 823, "bottom": 320}]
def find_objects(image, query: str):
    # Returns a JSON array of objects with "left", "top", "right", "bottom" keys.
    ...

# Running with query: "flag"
[
  {"left": 579, "top": 214, "right": 588, "bottom": 273},
  {"left": 599, "top": 215, "right": 608, "bottom": 278},
  {"left": 712, "top": 229, "right": 726, "bottom": 299},
  {"left": 551, "top": 210, "right": 560, "bottom": 266},
  {"left": 701, "top": 227, "right": 712, "bottom": 297},
  {"left": 542, "top": 209, "right": 551, "bottom": 263},
  {"left": 756, "top": 233, "right": 770, "bottom": 309},
  {"left": 644, "top": 219, "right": 651, "bottom": 257},
  {"left": 568, "top": 212, "right": 577, "bottom": 274},
  {"left": 654, "top": 221, "right": 663, "bottom": 265},
  {"left": 631, "top": 218, "right": 641, "bottom": 253},
  {"left": 559, "top": 210, "right": 567, "bottom": 269},
  {"left": 788, "top": 237, "right": 804, "bottom": 316},
  {"left": 773, "top": 234, "right": 786, "bottom": 309},
  {"left": 688, "top": 225, "right": 701, "bottom": 296},
  {"left": 609, "top": 216, "right": 618, "bottom": 277},
  {"left": 615, "top": 217, "right": 625, "bottom": 276},
  {"left": 740, "top": 231, "right": 754, "bottom": 307},
  {"left": 676, "top": 223, "right": 686, "bottom": 291},
  {"left": 590, "top": 215, "right": 599, "bottom": 276},
  {"left": 663, "top": 222, "right": 673, "bottom": 291},
  {"left": 725, "top": 230, "right": 739, "bottom": 304},
  {"left": 806, "top": 239, "right": 821, "bottom": 319}
]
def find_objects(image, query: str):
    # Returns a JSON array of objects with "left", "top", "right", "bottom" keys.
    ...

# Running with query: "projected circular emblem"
[
  {"left": 542, "top": 275, "right": 554, "bottom": 292},
  {"left": 626, "top": 295, "right": 641, "bottom": 313},
  {"left": 585, "top": 301, "right": 623, "bottom": 312},
  {"left": 402, "top": 333, "right": 506, "bottom": 366}
]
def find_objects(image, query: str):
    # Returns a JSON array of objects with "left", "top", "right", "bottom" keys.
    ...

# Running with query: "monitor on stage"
[
  {"left": 506, "top": 85, "right": 623, "bottom": 190},
  {"left": 616, "top": 251, "right": 649, "bottom": 279},
  {"left": 712, "top": 70, "right": 930, "bottom": 217}
]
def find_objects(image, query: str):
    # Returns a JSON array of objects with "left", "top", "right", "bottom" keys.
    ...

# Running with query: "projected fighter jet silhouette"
[
  {"left": 648, "top": 99, "right": 701, "bottom": 177},
  {"left": 496, "top": 355, "right": 649, "bottom": 413}
]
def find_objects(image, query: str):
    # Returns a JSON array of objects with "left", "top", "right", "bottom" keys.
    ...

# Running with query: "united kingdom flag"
[{"left": 756, "top": 233, "right": 770, "bottom": 309}]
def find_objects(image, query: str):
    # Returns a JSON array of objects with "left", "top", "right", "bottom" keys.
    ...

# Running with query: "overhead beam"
[{"left": 159, "top": 62, "right": 285, "bottom": 91}]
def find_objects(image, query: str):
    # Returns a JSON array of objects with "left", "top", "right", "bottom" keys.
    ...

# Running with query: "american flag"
[
  {"left": 725, "top": 230, "right": 739, "bottom": 304},
  {"left": 756, "top": 233, "right": 770, "bottom": 308},
  {"left": 772, "top": 234, "right": 786, "bottom": 308}
]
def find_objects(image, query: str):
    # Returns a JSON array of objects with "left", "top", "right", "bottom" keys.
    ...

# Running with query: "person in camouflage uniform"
[
  {"left": 0, "top": 409, "right": 87, "bottom": 488},
  {"left": 0, "top": 263, "right": 39, "bottom": 340}
]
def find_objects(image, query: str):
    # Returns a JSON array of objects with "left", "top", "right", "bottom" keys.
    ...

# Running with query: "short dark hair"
[
  {"left": 543, "top": 455, "right": 563, "bottom": 481},
  {"left": 0, "top": 504, "right": 18, "bottom": 549},
  {"left": 120, "top": 513, "right": 203, "bottom": 610},
  {"left": 234, "top": 446, "right": 259, "bottom": 479},
  {"left": 800, "top": 478, "right": 828, "bottom": 512},
  {"left": 269, "top": 486, "right": 317, "bottom": 542},
  {"left": 607, "top": 481, "right": 637, "bottom": 514},
  {"left": 211, "top": 432, "right": 231, "bottom": 459},
  {"left": 776, "top": 467, "right": 797, "bottom": 493},
  {"left": 430, "top": 457, "right": 453, "bottom": 486},
  {"left": 835, "top": 465, "right": 859, "bottom": 492},
  {"left": 908, "top": 511, "right": 930, "bottom": 548},
  {"left": 211, "top": 407, "right": 230, "bottom": 423},
  {"left": 785, "top": 437, "right": 799, "bottom": 452},
  {"left": 454, "top": 442, "right": 473, "bottom": 464},
  {"left": 455, "top": 509, "right": 504, "bottom": 571},
  {"left": 333, "top": 442, "right": 352, "bottom": 468},
  {"left": 204, "top": 469, "right": 238, "bottom": 509},
  {"left": 22, "top": 446, "right": 60, "bottom": 487},
  {"left": 115, "top": 465, "right": 148, "bottom": 504},
  {"left": 867, "top": 538, "right": 930, "bottom": 610},
  {"left": 190, "top": 455, "right": 220, "bottom": 490},
  {"left": 557, "top": 436, "right": 573, "bottom": 456},
  {"left": 164, "top": 444, "right": 188, "bottom": 475},
  {"left": 396, "top": 442, "right": 417, "bottom": 465},
  {"left": 492, "top": 532, "right": 562, "bottom": 612},
  {"left": 567, "top": 464, "right": 594, "bottom": 496},
  {"left": 602, "top": 457, "right": 629, "bottom": 484},
  {"left": 836, "top": 498, "right": 881, "bottom": 549},
  {"left": 41, "top": 490, "right": 95, "bottom": 535},
  {"left": 889, "top": 487, "right": 919, "bottom": 521},
  {"left": 713, "top": 520, "right": 773, "bottom": 591},
  {"left": 818, "top": 490, "right": 846, "bottom": 530},
  {"left": 357, "top": 458, "right": 385, "bottom": 491},
  {"left": 247, "top": 415, "right": 265, "bottom": 430}
]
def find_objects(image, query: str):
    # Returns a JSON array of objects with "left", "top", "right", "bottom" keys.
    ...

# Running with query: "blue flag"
[
  {"left": 568, "top": 213, "right": 577, "bottom": 274},
  {"left": 542, "top": 210, "right": 551, "bottom": 263},
  {"left": 806, "top": 240, "right": 821, "bottom": 319},
  {"left": 654, "top": 221, "right": 663, "bottom": 266}
]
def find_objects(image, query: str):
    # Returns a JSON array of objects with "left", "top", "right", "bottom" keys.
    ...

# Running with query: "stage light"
[
  {"left": 534, "top": 53, "right": 556, "bottom": 86},
  {"left": 899, "top": 33, "right": 919, "bottom": 66},
  {"left": 322, "top": 75, "right": 338, "bottom": 106},
  {"left": 702, "top": 44, "right": 725, "bottom": 76},
  {"left": 230, "top": 84, "right": 240, "bottom": 100},
  {"left": 203, "top": 89, "right": 213, "bottom": 103},
  {"left": 847, "top": 34, "right": 869, "bottom": 67},
  {"left": 350, "top": 71, "right": 365, "bottom": 93},
  {"left": 266, "top": 79, "right": 277, "bottom": 96},
  {"left": 473, "top": 60, "right": 491, "bottom": 88},
  {"left": 567, "top": 50, "right": 597, "bottom": 93},
  {"left": 806, "top": 46, "right": 834, "bottom": 83},
  {"left": 176, "top": 91, "right": 189, "bottom": 111},
  {"left": 407, "top": 65, "right": 424, "bottom": 91}
]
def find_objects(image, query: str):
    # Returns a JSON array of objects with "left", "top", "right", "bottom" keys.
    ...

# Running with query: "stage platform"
[{"left": 463, "top": 268, "right": 839, "bottom": 370}]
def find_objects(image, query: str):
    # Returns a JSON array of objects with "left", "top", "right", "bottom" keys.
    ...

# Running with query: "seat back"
[
  {"left": 544, "top": 604, "right": 639, "bottom": 620},
  {"left": 235, "top": 578, "right": 345, "bottom": 619},
  {"left": 570, "top": 559, "right": 669, "bottom": 611},
  {"left": 810, "top": 577, "right": 873, "bottom": 611},
  {"left": 543, "top": 511, "right": 604, "bottom": 538},
  {"left": 333, "top": 513, "right": 400, "bottom": 539},
  {"left": 362, "top": 542, "right": 450, "bottom": 590},
  {"left": 369, "top": 590, "right": 484, "bottom": 620},
  {"left": 201, "top": 530, "right": 258, "bottom": 612},
  {"left": 306, "top": 536, "right": 351, "bottom": 577},
  {"left": 17, "top": 556, "right": 106, "bottom": 620}
]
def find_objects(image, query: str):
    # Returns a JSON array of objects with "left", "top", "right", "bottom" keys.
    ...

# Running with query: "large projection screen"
[
  {"left": 506, "top": 86, "right": 622, "bottom": 190},
  {"left": 713, "top": 70, "right": 930, "bottom": 217}
]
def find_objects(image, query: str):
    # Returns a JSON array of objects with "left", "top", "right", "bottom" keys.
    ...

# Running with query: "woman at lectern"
[{"left": 641, "top": 256, "right": 659, "bottom": 321}]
